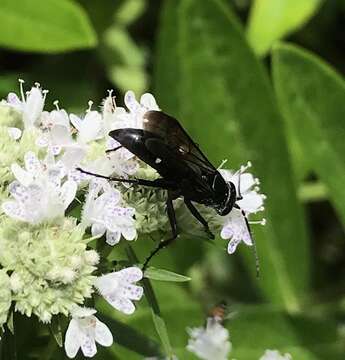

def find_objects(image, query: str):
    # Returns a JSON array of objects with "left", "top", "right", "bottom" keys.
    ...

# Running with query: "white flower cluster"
[
  {"left": 0, "top": 81, "right": 150, "bottom": 358},
  {"left": 0, "top": 80, "right": 266, "bottom": 358}
]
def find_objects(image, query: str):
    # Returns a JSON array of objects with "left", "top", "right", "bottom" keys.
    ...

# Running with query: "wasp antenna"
[
  {"left": 240, "top": 208, "right": 260, "bottom": 278},
  {"left": 252, "top": 234, "right": 260, "bottom": 278}
]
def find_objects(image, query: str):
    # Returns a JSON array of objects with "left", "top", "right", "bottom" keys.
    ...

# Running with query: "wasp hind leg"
[
  {"left": 184, "top": 199, "right": 215, "bottom": 239},
  {"left": 142, "top": 192, "right": 178, "bottom": 270}
]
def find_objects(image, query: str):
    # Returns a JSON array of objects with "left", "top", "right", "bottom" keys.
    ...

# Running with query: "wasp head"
[{"left": 212, "top": 174, "right": 237, "bottom": 216}]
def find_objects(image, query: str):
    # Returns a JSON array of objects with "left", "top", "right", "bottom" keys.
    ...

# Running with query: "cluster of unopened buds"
[{"left": 0, "top": 80, "right": 267, "bottom": 358}]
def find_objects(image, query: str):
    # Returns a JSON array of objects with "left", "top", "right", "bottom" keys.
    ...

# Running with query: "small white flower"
[
  {"left": 6, "top": 80, "right": 47, "bottom": 128},
  {"left": 82, "top": 184, "right": 137, "bottom": 246},
  {"left": 111, "top": 90, "right": 160, "bottom": 130},
  {"left": 94, "top": 267, "right": 143, "bottom": 315},
  {"left": 37, "top": 108, "right": 77, "bottom": 155},
  {"left": 70, "top": 107, "right": 104, "bottom": 144},
  {"left": 2, "top": 152, "right": 76, "bottom": 224},
  {"left": 221, "top": 209, "right": 253, "bottom": 254},
  {"left": 187, "top": 318, "right": 231, "bottom": 360},
  {"left": 64, "top": 307, "right": 113, "bottom": 359},
  {"left": 219, "top": 163, "right": 265, "bottom": 215},
  {"left": 219, "top": 162, "right": 266, "bottom": 254},
  {"left": 259, "top": 350, "right": 292, "bottom": 360}
]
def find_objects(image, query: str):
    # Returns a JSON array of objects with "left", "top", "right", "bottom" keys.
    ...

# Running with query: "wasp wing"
[{"left": 143, "top": 110, "right": 217, "bottom": 175}]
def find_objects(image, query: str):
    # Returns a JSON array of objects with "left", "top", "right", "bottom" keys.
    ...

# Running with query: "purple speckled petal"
[
  {"left": 24, "top": 152, "right": 41, "bottom": 174},
  {"left": 124, "top": 91, "right": 139, "bottom": 113},
  {"left": 227, "top": 238, "right": 241, "bottom": 254},
  {"left": 2, "top": 201, "right": 28, "bottom": 222},
  {"left": 118, "top": 267, "right": 143, "bottom": 283},
  {"left": 105, "top": 230, "right": 121, "bottom": 246}
]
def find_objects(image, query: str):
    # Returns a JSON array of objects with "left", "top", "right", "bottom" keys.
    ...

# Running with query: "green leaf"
[
  {"left": 0, "top": 0, "right": 97, "bottom": 53},
  {"left": 247, "top": 0, "right": 322, "bottom": 56},
  {"left": 115, "top": 0, "right": 146, "bottom": 26},
  {"left": 48, "top": 317, "right": 63, "bottom": 348},
  {"left": 144, "top": 267, "right": 191, "bottom": 282},
  {"left": 155, "top": 0, "right": 310, "bottom": 311},
  {"left": 272, "top": 43, "right": 345, "bottom": 226}
]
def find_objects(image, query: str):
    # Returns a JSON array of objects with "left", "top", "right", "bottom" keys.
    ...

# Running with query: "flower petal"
[
  {"left": 220, "top": 225, "right": 233, "bottom": 240},
  {"left": 91, "top": 223, "right": 106, "bottom": 238},
  {"left": 106, "top": 230, "right": 121, "bottom": 246},
  {"left": 2, "top": 201, "right": 28, "bottom": 222},
  {"left": 24, "top": 152, "right": 41, "bottom": 174},
  {"left": 118, "top": 267, "right": 143, "bottom": 283},
  {"left": 95, "top": 319, "right": 113, "bottom": 347},
  {"left": 121, "top": 226, "right": 137, "bottom": 241},
  {"left": 237, "top": 191, "right": 264, "bottom": 214},
  {"left": 103, "top": 294, "right": 136, "bottom": 315},
  {"left": 60, "top": 180, "right": 77, "bottom": 209},
  {"left": 227, "top": 238, "right": 241, "bottom": 254},
  {"left": 140, "top": 93, "right": 159, "bottom": 110},
  {"left": 124, "top": 90, "right": 139, "bottom": 113},
  {"left": 80, "top": 330, "right": 97, "bottom": 358},
  {"left": 23, "top": 87, "right": 44, "bottom": 127},
  {"left": 119, "top": 284, "right": 143, "bottom": 301},
  {"left": 11, "top": 163, "right": 33, "bottom": 187},
  {"left": 64, "top": 319, "right": 81, "bottom": 359},
  {"left": 51, "top": 124, "right": 74, "bottom": 146},
  {"left": 8, "top": 181, "right": 29, "bottom": 203}
]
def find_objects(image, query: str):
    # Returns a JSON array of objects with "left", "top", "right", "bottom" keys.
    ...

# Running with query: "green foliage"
[
  {"left": 155, "top": 0, "right": 309, "bottom": 312},
  {"left": 273, "top": 43, "right": 345, "bottom": 226},
  {"left": 247, "top": 0, "right": 322, "bottom": 56},
  {"left": 0, "top": 0, "right": 345, "bottom": 359},
  {"left": 0, "top": 0, "right": 97, "bottom": 53},
  {"left": 144, "top": 267, "right": 191, "bottom": 282},
  {"left": 102, "top": 0, "right": 148, "bottom": 95}
]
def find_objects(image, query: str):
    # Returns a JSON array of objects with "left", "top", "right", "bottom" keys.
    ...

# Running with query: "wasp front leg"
[
  {"left": 142, "top": 191, "right": 179, "bottom": 270},
  {"left": 184, "top": 199, "right": 215, "bottom": 239}
]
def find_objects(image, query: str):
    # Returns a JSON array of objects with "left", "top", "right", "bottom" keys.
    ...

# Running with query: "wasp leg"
[
  {"left": 105, "top": 145, "right": 122, "bottom": 154},
  {"left": 142, "top": 192, "right": 178, "bottom": 270},
  {"left": 184, "top": 200, "right": 215, "bottom": 239},
  {"left": 76, "top": 167, "right": 173, "bottom": 189},
  {"left": 234, "top": 204, "right": 260, "bottom": 277}
]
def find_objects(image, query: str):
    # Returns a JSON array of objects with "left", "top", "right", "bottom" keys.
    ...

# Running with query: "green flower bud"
[
  {"left": 0, "top": 217, "right": 99, "bottom": 323},
  {"left": 0, "top": 104, "right": 22, "bottom": 128}
]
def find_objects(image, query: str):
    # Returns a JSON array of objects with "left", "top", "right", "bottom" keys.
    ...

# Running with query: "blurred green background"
[{"left": 0, "top": 0, "right": 344, "bottom": 359}]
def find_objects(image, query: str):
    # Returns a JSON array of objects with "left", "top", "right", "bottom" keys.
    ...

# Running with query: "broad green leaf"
[
  {"left": 272, "top": 43, "right": 345, "bottom": 226},
  {"left": 48, "top": 317, "right": 63, "bottom": 348},
  {"left": 247, "top": 0, "right": 322, "bottom": 56},
  {"left": 144, "top": 267, "right": 191, "bottom": 282},
  {"left": 155, "top": 0, "right": 309, "bottom": 311},
  {"left": 0, "top": 0, "right": 97, "bottom": 53}
]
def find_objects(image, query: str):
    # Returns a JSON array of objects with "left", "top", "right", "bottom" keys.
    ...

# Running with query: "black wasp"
[{"left": 78, "top": 110, "right": 253, "bottom": 269}]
